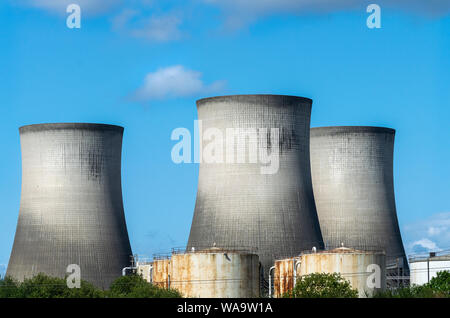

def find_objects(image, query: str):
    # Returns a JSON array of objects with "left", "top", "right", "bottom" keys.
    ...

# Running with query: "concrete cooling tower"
[
  {"left": 7, "top": 123, "right": 132, "bottom": 288},
  {"left": 310, "top": 126, "right": 408, "bottom": 272},
  {"left": 187, "top": 95, "right": 324, "bottom": 276}
]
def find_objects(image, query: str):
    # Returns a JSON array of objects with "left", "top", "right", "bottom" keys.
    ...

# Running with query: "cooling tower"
[
  {"left": 310, "top": 126, "right": 408, "bottom": 271},
  {"left": 187, "top": 95, "right": 324, "bottom": 276},
  {"left": 7, "top": 123, "right": 132, "bottom": 289}
]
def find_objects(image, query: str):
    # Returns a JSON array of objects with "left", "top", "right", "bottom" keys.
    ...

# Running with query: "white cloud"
[
  {"left": 132, "top": 65, "right": 226, "bottom": 101},
  {"left": 428, "top": 226, "right": 447, "bottom": 236},
  {"left": 204, "top": 0, "right": 450, "bottom": 28},
  {"left": 411, "top": 238, "right": 440, "bottom": 251},
  {"left": 113, "top": 10, "right": 184, "bottom": 42},
  {"left": 15, "top": 0, "right": 123, "bottom": 15},
  {"left": 403, "top": 212, "right": 450, "bottom": 255}
]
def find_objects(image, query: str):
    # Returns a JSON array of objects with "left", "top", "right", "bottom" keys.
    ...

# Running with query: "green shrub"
[
  {"left": 0, "top": 273, "right": 180, "bottom": 298},
  {"left": 284, "top": 272, "right": 358, "bottom": 298},
  {"left": 428, "top": 271, "right": 450, "bottom": 295},
  {"left": 0, "top": 276, "right": 20, "bottom": 298},
  {"left": 10, "top": 273, "right": 104, "bottom": 298},
  {"left": 373, "top": 270, "right": 450, "bottom": 298},
  {"left": 107, "top": 274, "right": 182, "bottom": 298}
]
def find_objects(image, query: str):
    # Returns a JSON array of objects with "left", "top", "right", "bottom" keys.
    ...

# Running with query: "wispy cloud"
[
  {"left": 131, "top": 65, "right": 226, "bottom": 101},
  {"left": 203, "top": 0, "right": 450, "bottom": 28},
  {"left": 403, "top": 212, "right": 450, "bottom": 255},
  {"left": 113, "top": 9, "right": 184, "bottom": 42}
]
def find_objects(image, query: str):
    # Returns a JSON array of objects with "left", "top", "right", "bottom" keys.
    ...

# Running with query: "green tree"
[
  {"left": 18, "top": 273, "right": 73, "bottom": 298},
  {"left": 108, "top": 274, "right": 182, "bottom": 298},
  {"left": 284, "top": 272, "right": 358, "bottom": 298},
  {"left": 0, "top": 273, "right": 104, "bottom": 298},
  {"left": 373, "top": 270, "right": 450, "bottom": 298},
  {"left": 0, "top": 276, "right": 20, "bottom": 298},
  {"left": 428, "top": 271, "right": 450, "bottom": 296}
]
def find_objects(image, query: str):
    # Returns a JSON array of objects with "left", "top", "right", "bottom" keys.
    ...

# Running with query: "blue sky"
[{"left": 0, "top": 1, "right": 449, "bottom": 275}]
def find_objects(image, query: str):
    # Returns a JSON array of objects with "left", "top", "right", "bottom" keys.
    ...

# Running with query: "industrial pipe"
[
  {"left": 122, "top": 266, "right": 136, "bottom": 277},
  {"left": 293, "top": 258, "right": 301, "bottom": 287},
  {"left": 268, "top": 266, "right": 275, "bottom": 298}
]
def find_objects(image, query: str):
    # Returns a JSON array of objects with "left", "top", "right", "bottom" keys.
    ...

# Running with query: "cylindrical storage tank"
[
  {"left": 409, "top": 254, "right": 450, "bottom": 286},
  {"left": 273, "top": 257, "right": 301, "bottom": 297},
  {"left": 188, "top": 95, "right": 324, "bottom": 277},
  {"left": 136, "top": 263, "right": 153, "bottom": 283},
  {"left": 152, "top": 258, "right": 171, "bottom": 288},
  {"left": 7, "top": 123, "right": 133, "bottom": 289},
  {"left": 299, "top": 247, "right": 386, "bottom": 297},
  {"left": 170, "top": 248, "right": 260, "bottom": 298},
  {"left": 310, "top": 126, "right": 408, "bottom": 272}
]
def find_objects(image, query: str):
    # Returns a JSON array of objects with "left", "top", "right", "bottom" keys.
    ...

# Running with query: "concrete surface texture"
[
  {"left": 7, "top": 123, "right": 132, "bottom": 289},
  {"left": 310, "top": 126, "right": 408, "bottom": 270},
  {"left": 187, "top": 95, "right": 324, "bottom": 277}
]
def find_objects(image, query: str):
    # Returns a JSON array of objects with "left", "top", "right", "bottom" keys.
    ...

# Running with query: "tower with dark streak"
[
  {"left": 187, "top": 95, "right": 324, "bottom": 277},
  {"left": 7, "top": 123, "right": 132, "bottom": 288},
  {"left": 310, "top": 126, "right": 408, "bottom": 273}
]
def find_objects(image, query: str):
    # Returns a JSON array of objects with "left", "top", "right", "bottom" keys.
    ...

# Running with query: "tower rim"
[
  {"left": 196, "top": 94, "right": 312, "bottom": 107},
  {"left": 311, "top": 126, "right": 395, "bottom": 135},
  {"left": 19, "top": 123, "right": 124, "bottom": 134}
]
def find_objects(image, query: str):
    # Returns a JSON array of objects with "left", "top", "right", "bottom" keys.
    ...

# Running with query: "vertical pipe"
[{"left": 268, "top": 266, "right": 275, "bottom": 298}]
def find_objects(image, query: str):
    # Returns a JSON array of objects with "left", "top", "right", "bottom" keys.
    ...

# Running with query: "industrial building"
[
  {"left": 187, "top": 95, "right": 325, "bottom": 279},
  {"left": 7, "top": 123, "right": 133, "bottom": 289},
  {"left": 309, "top": 126, "right": 408, "bottom": 279},
  {"left": 137, "top": 248, "right": 260, "bottom": 298},
  {"left": 409, "top": 252, "right": 450, "bottom": 286}
]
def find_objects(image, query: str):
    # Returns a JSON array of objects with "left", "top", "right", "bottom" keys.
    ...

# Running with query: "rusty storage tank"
[
  {"left": 273, "top": 256, "right": 301, "bottom": 297},
  {"left": 298, "top": 247, "right": 386, "bottom": 297},
  {"left": 6, "top": 123, "right": 133, "bottom": 289},
  {"left": 187, "top": 95, "right": 324, "bottom": 277},
  {"left": 152, "top": 258, "right": 171, "bottom": 289},
  {"left": 169, "top": 248, "right": 260, "bottom": 298},
  {"left": 310, "top": 126, "right": 408, "bottom": 274}
]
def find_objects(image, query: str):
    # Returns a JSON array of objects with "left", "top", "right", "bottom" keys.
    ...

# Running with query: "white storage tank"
[
  {"left": 136, "top": 263, "right": 153, "bottom": 283},
  {"left": 409, "top": 253, "right": 450, "bottom": 286}
]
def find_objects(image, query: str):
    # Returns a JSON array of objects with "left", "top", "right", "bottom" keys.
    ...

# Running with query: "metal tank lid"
[
  {"left": 19, "top": 123, "right": 124, "bottom": 133},
  {"left": 309, "top": 246, "right": 386, "bottom": 255},
  {"left": 196, "top": 94, "right": 313, "bottom": 106},
  {"left": 176, "top": 246, "right": 258, "bottom": 255},
  {"left": 275, "top": 246, "right": 385, "bottom": 262},
  {"left": 409, "top": 253, "right": 450, "bottom": 263},
  {"left": 311, "top": 126, "right": 395, "bottom": 136}
]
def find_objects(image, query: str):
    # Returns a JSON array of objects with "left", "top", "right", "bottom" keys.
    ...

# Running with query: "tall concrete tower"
[
  {"left": 7, "top": 123, "right": 132, "bottom": 289},
  {"left": 310, "top": 126, "right": 408, "bottom": 271},
  {"left": 187, "top": 95, "right": 324, "bottom": 276}
]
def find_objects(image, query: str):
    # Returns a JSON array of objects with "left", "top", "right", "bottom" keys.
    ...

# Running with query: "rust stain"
[
  {"left": 274, "top": 258, "right": 296, "bottom": 297},
  {"left": 153, "top": 251, "right": 259, "bottom": 298},
  {"left": 152, "top": 259, "right": 170, "bottom": 289}
]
